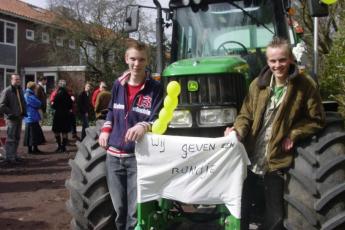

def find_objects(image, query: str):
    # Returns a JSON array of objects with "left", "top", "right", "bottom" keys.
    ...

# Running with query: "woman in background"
[
  {"left": 52, "top": 80, "right": 72, "bottom": 153},
  {"left": 23, "top": 81, "right": 45, "bottom": 154}
]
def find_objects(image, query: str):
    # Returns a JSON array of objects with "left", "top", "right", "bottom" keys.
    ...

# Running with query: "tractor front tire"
[{"left": 65, "top": 121, "right": 115, "bottom": 230}]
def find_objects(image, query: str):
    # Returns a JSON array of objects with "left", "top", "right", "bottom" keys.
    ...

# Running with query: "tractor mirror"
[{"left": 124, "top": 5, "right": 139, "bottom": 33}]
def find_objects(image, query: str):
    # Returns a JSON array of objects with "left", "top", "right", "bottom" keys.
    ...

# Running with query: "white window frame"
[
  {"left": 0, "top": 19, "right": 17, "bottom": 46},
  {"left": 0, "top": 66, "right": 16, "bottom": 89},
  {"left": 69, "top": 39, "right": 76, "bottom": 49},
  {"left": 26, "top": 29, "right": 35, "bottom": 41},
  {"left": 42, "top": 32, "right": 49, "bottom": 43},
  {"left": 56, "top": 37, "right": 63, "bottom": 47}
]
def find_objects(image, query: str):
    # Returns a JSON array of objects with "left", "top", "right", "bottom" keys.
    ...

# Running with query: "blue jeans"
[
  {"left": 106, "top": 154, "right": 137, "bottom": 230},
  {"left": 5, "top": 119, "right": 22, "bottom": 161}
]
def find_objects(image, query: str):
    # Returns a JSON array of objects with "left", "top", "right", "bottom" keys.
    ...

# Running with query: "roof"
[{"left": 0, "top": 0, "right": 55, "bottom": 24}]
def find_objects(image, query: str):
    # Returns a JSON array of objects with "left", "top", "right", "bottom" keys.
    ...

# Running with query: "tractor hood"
[{"left": 162, "top": 56, "right": 249, "bottom": 77}]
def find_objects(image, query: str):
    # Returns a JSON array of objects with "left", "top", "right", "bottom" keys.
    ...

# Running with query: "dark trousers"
[
  {"left": 70, "top": 112, "right": 77, "bottom": 135},
  {"left": 5, "top": 119, "right": 22, "bottom": 160},
  {"left": 241, "top": 170, "right": 285, "bottom": 230},
  {"left": 80, "top": 113, "right": 89, "bottom": 140}
]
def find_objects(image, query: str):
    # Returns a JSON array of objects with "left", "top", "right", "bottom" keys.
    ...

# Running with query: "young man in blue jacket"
[{"left": 99, "top": 40, "right": 163, "bottom": 230}]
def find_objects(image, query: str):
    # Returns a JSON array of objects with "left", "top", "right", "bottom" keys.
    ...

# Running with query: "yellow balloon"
[
  {"left": 163, "top": 95, "right": 178, "bottom": 111},
  {"left": 321, "top": 0, "right": 337, "bottom": 5},
  {"left": 167, "top": 81, "right": 181, "bottom": 97},
  {"left": 151, "top": 119, "right": 167, "bottom": 135},
  {"left": 159, "top": 108, "right": 174, "bottom": 123}
]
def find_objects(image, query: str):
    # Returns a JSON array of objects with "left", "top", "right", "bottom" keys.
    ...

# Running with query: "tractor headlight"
[
  {"left": 169, "top": 110, "right": 192, "bottom": 128},
  {"left": 198, "top": 108, "right": 237, "bottom": 127}
]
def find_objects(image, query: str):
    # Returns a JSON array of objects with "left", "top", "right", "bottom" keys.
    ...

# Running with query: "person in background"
[
  {"left": 78, "top": 82, "right": 92, "bottom": 140},
  {"left": 91, "top": 81, "right": 105, "bottom": 108},
  {"left": 224, "top": 37, "right": 325, "bottom": 230},
  {"left": 0, "top": 74, "right": 26, "bottom": 165},
  {"left": 98, "top": 40, "right": 163, "bottom": 230},
  {"left": 68, "top": 88, "right": 79, "bottom": 141},
  {"left": 94, "top": 82, "right": 111, "bottom": 120},
  {"left": 35, "top": 76, "right": 47, "bottom": 120},
  {"left": 52, "top": 80, "right": 72, "bottom": 153},
  {"left": 23, "top": 81, "right": 45, "bottom": 154},
  {"left": 49, "top": 85, "right": 58, "bottom": 107}
]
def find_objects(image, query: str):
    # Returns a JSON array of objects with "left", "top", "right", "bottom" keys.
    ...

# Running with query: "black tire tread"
[
  {"left": 296, "top": 146, "right": 318, "bottom": 166},
  {"left": 287, "top": 168, "right": 318, "bottom": 196},
  {"left": 321, "top": 212, "right": 345, "bottom": 230},
  {"left": 284, "top": 194, "right": 318, "bottom": 226},
  {"left": 85, "top": 152, "right": 107, "bottom": 172},
  {"left": 76, "top": 141, "right": 91, "bottom": 160},
  {"left": 66, "top": 123, "right": 115, "bottom": 230},
  {"left": 313, "top": 132, "right": 345, "bottom": 153},
  {"left": 83, "top": 173, "right": 107, "bottom": 196},
  {"left": 285, "top": 113, "right": 345, "bottom": 230},
  {"left": 69, "top": 159, "right": 87, "bottom": 184},
  {"left": 315, "top": 155, "right": 345, "bottom": 180},
  {"left": 315, "top": 182, "right": 345, "bottom": 211}
]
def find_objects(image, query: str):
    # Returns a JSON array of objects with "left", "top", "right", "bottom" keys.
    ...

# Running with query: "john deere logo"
[{"left": 188, "top": 80, "right": 199, "bottom": 92}]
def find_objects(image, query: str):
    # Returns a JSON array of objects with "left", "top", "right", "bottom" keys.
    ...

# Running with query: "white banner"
[{"left": 135, "top": 132, "right": 250, "bottom": 219}]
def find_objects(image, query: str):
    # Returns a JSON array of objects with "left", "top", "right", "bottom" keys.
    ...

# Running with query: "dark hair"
[
  {"left": 266, "top": 37, "right": 294, "bottom": 59},
  {"left": 38, "top": 76, "right": 47, "bottom": 81}
]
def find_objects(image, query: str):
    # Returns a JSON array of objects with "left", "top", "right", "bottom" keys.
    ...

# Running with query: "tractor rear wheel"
[
  {"left": 65, "top": 121, "right": 115, "bottom": 230},
  {"left": 284, "top": 112, "right": 345, "bottom": 230}
]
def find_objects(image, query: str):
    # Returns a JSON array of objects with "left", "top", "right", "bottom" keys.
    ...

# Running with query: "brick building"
[{"left": 0, "top": 0, "right": 87, "bottom": 94}]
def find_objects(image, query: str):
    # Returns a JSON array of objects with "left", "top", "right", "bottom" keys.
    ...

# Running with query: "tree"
[
  {"left": 319, "top": 5, "right": 345, "bottom": 118},
  {"left": 290, "top": 0, "right": 345, "bottom": 118},
  {"left": 47, "top": 0, "right": 138, "bottom": 85}
]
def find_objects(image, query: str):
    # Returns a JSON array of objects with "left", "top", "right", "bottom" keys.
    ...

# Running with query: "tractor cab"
[{"left": 161, "top": 0, "right": 292, "bottom": 137}]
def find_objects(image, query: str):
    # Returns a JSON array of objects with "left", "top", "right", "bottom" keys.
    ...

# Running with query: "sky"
[
  {"left": 22, "top": 0, "right": 169, "bottom": 9},
  {"left": 22, "top": 0, "right": 171, "bottom": 42},
  {"left": 21, "top": 0, "right": 171, "bottom": 42},
  {"left": 22, "top": 0, "right": 48, "bottom": 8}
]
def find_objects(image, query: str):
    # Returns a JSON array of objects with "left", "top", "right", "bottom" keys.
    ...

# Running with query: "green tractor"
[{"left": 66, "top": 0, "right": 345, "bottom": 229}]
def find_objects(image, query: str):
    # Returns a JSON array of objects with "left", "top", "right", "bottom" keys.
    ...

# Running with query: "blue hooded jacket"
[
  {"left": 24, "top": 88, "right": 42, "bottom": 123},
  {"left": 102, "top": 71, "right": 164, "bottom": 153}
]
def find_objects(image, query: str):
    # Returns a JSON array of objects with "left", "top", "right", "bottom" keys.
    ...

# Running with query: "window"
[
  {"left": 0, "top": 67, "right": 16, "bottom": 91},
  {"left": 0, "top": 21, "right": 4, "bottom": 43},
  {"left": 56, "top": 37, "right": 63, "bottom": 47},
  {"left": 5, "top": 69, "right": 15, "bottom": 87},
  {"left": 42, "top": 32, "right": 49, "bottom": 43},
  {"left": 6, "top": 23, "right": 15, "bottom": 44},
  {"left": 0, "top": 20, "right": 16, "bottom": 45},
  {"left": 0, "top": 68, "right": 4, "bottom": 92},
  {"left": 26, "top": 29, "right": 35, "bottom": 40},
  {"left": 69, "top": 39, "right": 76, "bottom": 49}
]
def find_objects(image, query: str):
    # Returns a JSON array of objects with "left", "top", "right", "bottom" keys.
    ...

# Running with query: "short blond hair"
[
  {"left": 126, "top": 40, "right": 150, "bottom": 57},
  {"left": 266, "top": 37, "right": 294, "bottom": 59},
  {"left": 26, "top": 81, "right": 36, "bottom": 90}
]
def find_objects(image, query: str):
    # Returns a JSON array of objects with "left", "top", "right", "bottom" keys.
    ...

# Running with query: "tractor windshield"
[{"left": 175, "top": 1, "right": 276, "bottom": 60}]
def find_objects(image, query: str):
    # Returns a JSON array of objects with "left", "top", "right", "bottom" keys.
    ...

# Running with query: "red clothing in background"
[{"left": 91, "top": 87, "right": 100, "bottom": 107}]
